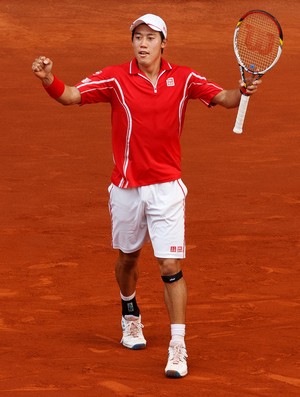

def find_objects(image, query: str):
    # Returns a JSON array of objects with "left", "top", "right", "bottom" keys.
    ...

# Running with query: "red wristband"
[{"left": 43, "top": 75, "right": 65, "bottom": 99}]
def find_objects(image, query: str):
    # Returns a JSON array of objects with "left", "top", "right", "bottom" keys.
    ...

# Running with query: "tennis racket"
[{"left": 233, "top": 9, "right": 283, "bottom": 134}]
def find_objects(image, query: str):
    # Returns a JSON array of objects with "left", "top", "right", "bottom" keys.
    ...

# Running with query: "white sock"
[
  {"left": 171, "top": 324, "right": 186, "bottom": 346},
  {"left": 120, "top": 291, "right": 136, "bottom": 301}
]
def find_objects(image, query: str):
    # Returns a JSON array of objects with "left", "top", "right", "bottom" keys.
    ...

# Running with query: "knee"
[
  {"left": 158, "top": 258, "right": 181, "bottom": 276},
  {"left": 118, "top": 250, "right": 140, "bottom": 268}
]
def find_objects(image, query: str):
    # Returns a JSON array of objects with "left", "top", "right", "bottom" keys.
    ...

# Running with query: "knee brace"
[{"left": 161, "top": 270, "right": 183, "bottom": 284}]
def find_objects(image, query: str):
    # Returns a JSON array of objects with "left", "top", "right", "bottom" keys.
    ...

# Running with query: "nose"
[{"left": 140, "top": 36, "right": 147, "bottom": 47}]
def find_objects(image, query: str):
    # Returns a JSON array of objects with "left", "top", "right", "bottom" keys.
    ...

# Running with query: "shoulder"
[
  {"left": 104, "top": 62, "right": 130, "bottom": 73},
  {"left": 168, "top": 63, "right": 206, "bottom": 79},
  {"left": 167, "top": 62, "right": 191, "bottom": 73},
  {"left": 87, "top": 62, "right": 130, "bottom": 80}
]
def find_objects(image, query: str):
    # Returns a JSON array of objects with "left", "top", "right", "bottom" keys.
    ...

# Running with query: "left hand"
[{"left": 240, "top": 77, "right": 262, "bottom": 96}]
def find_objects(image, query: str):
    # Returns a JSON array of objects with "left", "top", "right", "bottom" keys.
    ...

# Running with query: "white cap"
[{"left": 130, "top": 14, "right": 167, "bottom": 39}]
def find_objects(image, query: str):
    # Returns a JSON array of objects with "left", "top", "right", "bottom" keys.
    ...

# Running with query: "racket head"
[{"left": 233, "top": 9, "right": 283, "bottom": 75}]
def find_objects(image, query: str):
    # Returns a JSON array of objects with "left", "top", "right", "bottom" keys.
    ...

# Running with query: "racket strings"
[{"left": 236, "top": 13, "right": 280, "bottom": 72}]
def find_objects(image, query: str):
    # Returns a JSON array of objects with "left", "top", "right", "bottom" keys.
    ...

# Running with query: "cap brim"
[{"left": 130, "top": 19, "right": 162, "bottom": 32}]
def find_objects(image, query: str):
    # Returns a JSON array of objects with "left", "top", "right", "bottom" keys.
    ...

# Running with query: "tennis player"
[{"left": 32, "top": 14, "right": 260, "bottom": 378}]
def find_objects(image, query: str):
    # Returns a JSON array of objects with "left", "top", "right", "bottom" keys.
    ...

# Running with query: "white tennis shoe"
[
  {"left": 165, "top": 341, "right": 188, "bottom": 378},
  {"left": 121, "top": 315, "right": 146, "bottom": 350}
]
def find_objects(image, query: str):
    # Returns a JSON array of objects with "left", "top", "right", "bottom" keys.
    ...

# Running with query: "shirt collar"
[{"left": 129, "top": 58, "right": 172, "bottom": 75}]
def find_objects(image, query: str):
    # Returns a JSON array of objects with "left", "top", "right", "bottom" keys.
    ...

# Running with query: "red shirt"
[{"left": 76, "top": 58, "right": 223, "bottom": 188}]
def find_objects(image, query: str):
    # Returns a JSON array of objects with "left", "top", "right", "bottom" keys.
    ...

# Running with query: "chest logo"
[{"left": 166, "top": 77, "right": 175, "bottom": 87}]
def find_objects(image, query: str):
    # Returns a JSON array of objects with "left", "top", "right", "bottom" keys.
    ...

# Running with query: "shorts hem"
[
  {"left": 112, "top": 244, "right": 144, "bottom": 254},
  {"left": 154, "top": 252, "right": 186, "bottom": 259}
]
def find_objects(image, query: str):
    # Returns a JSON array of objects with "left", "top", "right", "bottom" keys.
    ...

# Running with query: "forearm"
[
  {"left": 212, "top": 79, "right": 261, "bottom": 109},
  {"left": 32, "top": 56, "right": 81, "bottom": 105},
  {"left": 212, "top": 89, "right": 241, "bottom": 109},
  {"left": 42, "top": 74, "right": 81, "bottom": 106}
]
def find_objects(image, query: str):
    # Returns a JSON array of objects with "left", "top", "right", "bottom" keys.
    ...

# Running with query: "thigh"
[
  {"left": 108, "top": 184, "right": 149, "bottom": 253},
  {"left": 146, "top": 179, "right": 188, "bottom": 259}
]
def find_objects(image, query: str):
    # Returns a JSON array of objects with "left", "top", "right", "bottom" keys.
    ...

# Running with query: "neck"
[{"left": 137, "top": 58, "right": 162, "bottom": 83}]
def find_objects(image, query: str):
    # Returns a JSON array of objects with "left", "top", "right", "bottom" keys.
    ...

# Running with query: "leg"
[
  {"left": 108, "top": 185, "right": 148, "bottom": 349},
  {"left": 157, "top": 258, "right": 187, "bottom": 324},
  {"left": 116, "top": 249, "right": 146, "bottom": 350},
  {"left": 145, "top": 180, "right": 188, "bottom": 377},
  {"left": 115, "top": 249, "right": 141, "bottom": 296},
  {"left": 158, "top": 257, "right": 188, "bottom": 378}
]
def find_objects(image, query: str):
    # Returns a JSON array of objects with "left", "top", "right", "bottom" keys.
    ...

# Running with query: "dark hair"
[
  {"left": 131, "top": 28, "right": 165, "bottom": 42},
  {"left": 131, "top": 28, "right": 165, "bottom": 53}
]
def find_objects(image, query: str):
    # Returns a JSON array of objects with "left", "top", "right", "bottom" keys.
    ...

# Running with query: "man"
[{"left": 32, "top": 13, "right": 260, "bottom": 378}]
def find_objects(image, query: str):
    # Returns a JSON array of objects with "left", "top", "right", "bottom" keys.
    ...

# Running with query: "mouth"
[{"left": 138, "top": 51, "right": 149, "bottom": 57}]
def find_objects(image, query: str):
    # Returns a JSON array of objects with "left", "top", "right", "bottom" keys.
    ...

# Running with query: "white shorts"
[{"left": 108, "top": 179, "right": 188, "bottom": 258}]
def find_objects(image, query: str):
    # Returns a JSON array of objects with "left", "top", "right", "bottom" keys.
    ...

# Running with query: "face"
[{"left": 132, "top": 24, "right": 166, "bottom": 68}]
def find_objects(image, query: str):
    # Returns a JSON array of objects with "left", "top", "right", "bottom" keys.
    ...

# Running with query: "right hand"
[{"left": 32, "top": 56, "right": 53, "bottom": 82}]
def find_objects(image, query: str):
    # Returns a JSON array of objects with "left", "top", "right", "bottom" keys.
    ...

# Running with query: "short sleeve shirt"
[{"left": 75, "top": 58, "right": 223, "bottom": 188}]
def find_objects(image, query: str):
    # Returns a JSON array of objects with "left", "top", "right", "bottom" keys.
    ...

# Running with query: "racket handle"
[{"left": 233, "top": 94, "right": 250, "bottom": 134}]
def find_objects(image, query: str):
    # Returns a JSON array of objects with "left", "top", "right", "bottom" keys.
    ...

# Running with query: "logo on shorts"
[
  {"left": 170, "top": 246, "right": 183, "bottom": 253},
  {"left": 166, "top": 77, "right": 175, "bottom": 87}
]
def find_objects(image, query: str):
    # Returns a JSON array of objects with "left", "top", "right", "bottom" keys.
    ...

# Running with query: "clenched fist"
[{"left": 32, "top": 56, "right": 54, "bottom": 83}]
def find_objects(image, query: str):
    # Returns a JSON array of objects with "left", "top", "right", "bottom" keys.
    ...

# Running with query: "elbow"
[
  {"left": 60, "top": 100, "right": 73, "bottom": 106},
  {"left": 57, "top": 97, "right": 78, "bottom": 106},
  {"left": 58, "top": 87, "right": 81, "bottom": 106}
]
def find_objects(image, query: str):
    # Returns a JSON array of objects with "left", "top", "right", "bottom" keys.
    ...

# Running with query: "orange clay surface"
[{"left": 0, "top": 1, "right": 299, "bottom": 396}]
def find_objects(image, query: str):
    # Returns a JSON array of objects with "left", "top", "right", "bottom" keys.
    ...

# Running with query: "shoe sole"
[
  {"left": 121, "top": 341, "right": 146, "bottom": 350},
  {"left": 165, "top": 369, "right": 188, "bottom": 378}
]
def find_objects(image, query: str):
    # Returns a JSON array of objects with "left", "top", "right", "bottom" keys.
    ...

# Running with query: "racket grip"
[{"left": 233, "top": 94, "right": 250, "bottom": 134}]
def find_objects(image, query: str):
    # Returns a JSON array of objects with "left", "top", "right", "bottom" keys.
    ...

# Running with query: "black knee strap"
[{"left": 161, "top": 270, "right": 183, "bottom": 284}]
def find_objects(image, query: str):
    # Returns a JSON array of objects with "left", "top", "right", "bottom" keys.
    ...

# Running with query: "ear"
[{"left": 161, "top": 39, "right": 167, "bottom": 49}]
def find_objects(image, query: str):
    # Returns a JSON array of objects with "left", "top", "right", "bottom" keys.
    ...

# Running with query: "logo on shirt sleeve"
[{"left": 166, "top": 77, "right": 175, "bottom": 87}]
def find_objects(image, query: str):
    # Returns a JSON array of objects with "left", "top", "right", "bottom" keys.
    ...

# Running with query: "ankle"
[
  {"left": 170, "top": 324, "right": 186, "bottom": 346},
  {"left": 120, "top": 291, "right": 140, "bottom": 317}
]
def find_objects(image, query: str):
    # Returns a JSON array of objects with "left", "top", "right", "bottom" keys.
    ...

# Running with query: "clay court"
[{"left": 1, "top": 0, "right": 299, "bottom": 396}]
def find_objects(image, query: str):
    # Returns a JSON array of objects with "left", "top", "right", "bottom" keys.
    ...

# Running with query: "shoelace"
[
  {"left": 125, "top": 320, "right": 144, "bottom": 338},
  {"left": 170, "top": 345, "right": 187, "bottom": 364}
]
